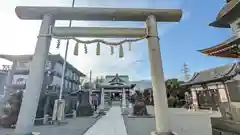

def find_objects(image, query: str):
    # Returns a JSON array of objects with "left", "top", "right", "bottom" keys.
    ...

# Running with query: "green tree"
[
  {"left": 165, "top": 78, "right": 180, "bottom": 96},
  {"left": 83, "top": 82, "right": 90, "bottom": 89},
  {"left": 165, "top": 78, "right": 190, "bottom": 107}
]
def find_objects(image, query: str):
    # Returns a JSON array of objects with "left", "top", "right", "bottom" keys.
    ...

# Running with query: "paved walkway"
[
  {"left": 124, "top": 106, "right": 221, "bottom": 135},
  {"left": 84, "top": 106, "right": 127, "bottom": 135}
]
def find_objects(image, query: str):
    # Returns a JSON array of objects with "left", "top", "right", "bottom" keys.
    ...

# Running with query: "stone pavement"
[
  {"left": 124, "top": 106, "right": 221, "bottom": 135},
  {"left": 0, "top": 116, "right": 101, "bottom": 135},
  {"left": 84, "top": 106, "right": 127, "bottom": 135}
]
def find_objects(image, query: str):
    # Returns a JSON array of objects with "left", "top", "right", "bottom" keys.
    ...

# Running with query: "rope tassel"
[
  {"left": 128, "top": 42, "right": 132, "bottom": 51},
  {"left": 73, "top": 42, "right": 79, "bottom": 56},
  {"left": 119, "top": 44, "right": 124, "bottom": 58},
  {"left": 56, "top": 39, "right": 60, "bottom": 49},
  {"left": 110, "top": 46, "right": 114, "bottom": 55},
  {"left": 84, "top": 44, "right": 88, "bottom": 54},
  {"left": 96, "top": 42, "right": 100, "bottom": 56}
]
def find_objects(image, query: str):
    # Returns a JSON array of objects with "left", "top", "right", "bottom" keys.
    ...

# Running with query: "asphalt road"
[{"left": 123, "top": 106, "right": 221, "bottom": 135}]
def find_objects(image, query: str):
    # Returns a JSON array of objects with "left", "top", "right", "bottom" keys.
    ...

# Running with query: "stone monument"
[
  {"left": 76, "top": 91, "right": 93, "bottom": 116},
  {"left": 133, "top": 94, "right": 149, "bottom": 116}
]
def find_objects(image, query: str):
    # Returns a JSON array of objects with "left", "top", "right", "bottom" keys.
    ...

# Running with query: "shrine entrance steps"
[{"left": 83, "top": 106, "right": 127, "bottom": 135}]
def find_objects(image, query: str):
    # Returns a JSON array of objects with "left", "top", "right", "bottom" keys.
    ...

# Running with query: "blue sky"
[{"left": 0, "top": 0, "right": 237, "bottom": 81}]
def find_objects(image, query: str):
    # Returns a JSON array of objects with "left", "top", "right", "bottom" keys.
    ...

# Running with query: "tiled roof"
[
  {"left": 183, "top": 62, "right": 240, "bottom": 86},
  {"left": 0, "top": 54, "right": 85, "bottom": 77},
  {"left": 100, "top": 74, "right": 136, "bottom": 88}
]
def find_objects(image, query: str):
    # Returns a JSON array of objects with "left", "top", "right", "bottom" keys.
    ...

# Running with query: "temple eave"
[
  {"left": 210, "top": 0, "right": 240, "bottom": 28},
  {"left": 199, "top": 44, "right": 239, "bottom": 58},
  {"left": 199, "top": 35, "right": 240, "bottom": 54},
  {"left": 209, "top": 21, "right": 230, "bottom": 28},
  {"left": 99, "top": 84, "right": 136, "bottom": 89},
  {"left": 201, "top": 52, "right": 240, "bottom": 58}
]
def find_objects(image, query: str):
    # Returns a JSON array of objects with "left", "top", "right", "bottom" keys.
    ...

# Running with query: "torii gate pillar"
[
  {"left": 146, "top": 15, "right": 171, "bottom": 134},
  {"left": 15, "top": 14, "right": 55, "bottom": 135}
]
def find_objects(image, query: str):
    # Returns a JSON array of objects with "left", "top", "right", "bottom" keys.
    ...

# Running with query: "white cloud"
[{"left": 0, "top": 0, "right": 183, "bottom": 80}]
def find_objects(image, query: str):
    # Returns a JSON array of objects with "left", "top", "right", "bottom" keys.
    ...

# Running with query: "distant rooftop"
[
  {"left": 100, "top": 74, "right": 136, "bottom": 89},
  {"left": 183, "top": 62, "right": 240, "bottom": 86},
  {"left": 0, "top": 54, "right": 85, "bottom": 77}
]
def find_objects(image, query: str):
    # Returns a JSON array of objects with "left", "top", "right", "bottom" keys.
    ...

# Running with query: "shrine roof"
[
  {"left": 99, "top": 74, "right": 136, "bottom": 88},
  {"left": 182, "top": 62, "right": 240, "bottom": 86},
  {"left": 198, "top": 35, "right": 240, "bottom": 58},
  {"left": 0, "top": 54, "right": 85, "bottom": 77},
  {"left": 209, "top": 0, "right": 240, "bottom": 28}
]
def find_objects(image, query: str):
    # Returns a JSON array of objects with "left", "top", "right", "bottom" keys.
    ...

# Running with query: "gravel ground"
[
  {"left": 124, "top": 106, "right": 221, "bottom": 135},
  {"left": 0, "top": 116, "right": 101, "bottom": 135}
]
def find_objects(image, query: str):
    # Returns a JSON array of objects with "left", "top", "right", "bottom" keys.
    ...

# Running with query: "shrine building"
[{"left": 99, "top": 74, "right": 136, "bottom": 100}]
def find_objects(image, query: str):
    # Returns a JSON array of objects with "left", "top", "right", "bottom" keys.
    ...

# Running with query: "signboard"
[{"left": 218, "top": 88, "right": 228, "bottom": 102}]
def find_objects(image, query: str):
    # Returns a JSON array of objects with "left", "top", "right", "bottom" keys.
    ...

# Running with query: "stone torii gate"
[{"left": 14, "top": 6, "right": 182, "bottom": 135}]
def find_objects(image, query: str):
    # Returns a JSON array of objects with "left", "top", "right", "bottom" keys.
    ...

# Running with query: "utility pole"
[
  {"left": 55, "top": 0, "right": 76, "bottom": 124},
  {"left": 89, "top": 70, "right": 92, "bottom": 105},
  {"left": 182, "top": 63, "right": 191, "bottom": 81}
]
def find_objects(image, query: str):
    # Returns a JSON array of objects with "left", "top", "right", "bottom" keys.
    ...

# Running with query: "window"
[
  {"left": 74, "top": 72, "right": 76, "bottom": 80},
  {"left": 71, "top": 82, "right": 73, "bottom": 90},
  {"left": 72, "top": 72, "right": 74, "bottom": 80},
  {"left": 68, "top": 70, "right": 71, "bottom": 78},
  {"left": 69, "top": 81, "right": 72, "bottom": 89},
  {"left": 64, "top": 80, "right": 68, "bottom": 89}
]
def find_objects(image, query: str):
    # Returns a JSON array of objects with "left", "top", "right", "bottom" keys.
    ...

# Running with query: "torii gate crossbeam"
[
  {"left": 14, "top": 6, "right": 182, "bottom": 135},
  {"left": 15, "top": 6, "right": 182, "bottom": 22},
  {"left": 52, "top": 27, "right": 146, "bottom": 38}
]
